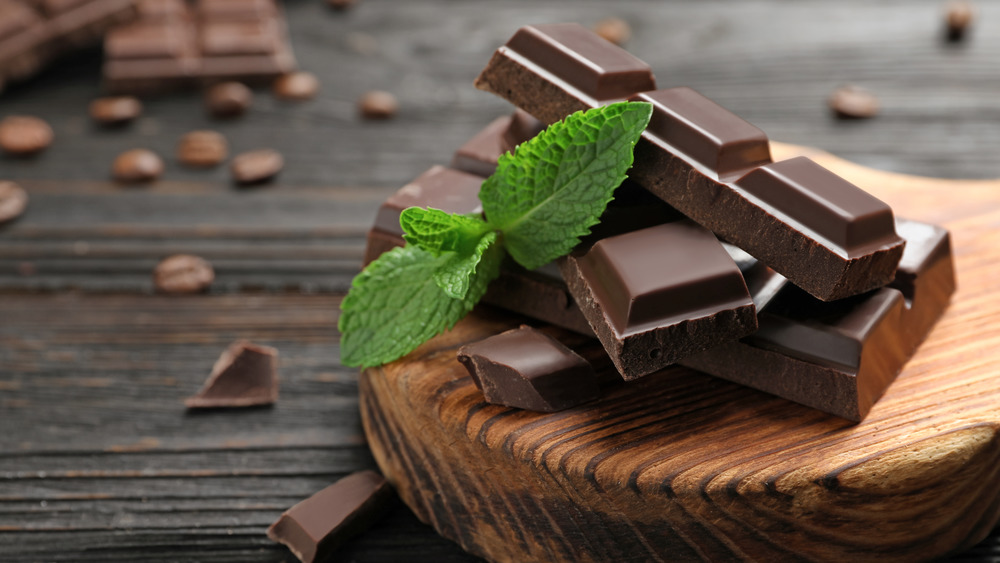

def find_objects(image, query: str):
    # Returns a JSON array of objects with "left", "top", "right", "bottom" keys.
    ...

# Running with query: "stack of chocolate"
[
  {"left": 0, "top": 0, "right": 138, "bottom": 93},
  {"left": 363, "top": 23, "right": 956, "bottom": 422}
]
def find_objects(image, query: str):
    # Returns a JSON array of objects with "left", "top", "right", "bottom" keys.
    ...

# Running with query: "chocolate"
[
  {"left": 185, "top": 341, "right": 278, "bottom": 408},
  {"left": 561, "top": 220, "right": 757, "bottom": 380},
  {"left": 267, "top": 471, "right": 394, "bottom": 563},
  {"left": 680, "top": 219, "right": 955, "bottom": 421},
  {"left": 0, "top": 0, "right": 137, "bottom": 94},
  {"left": 475, "top": 25, "right": 906, "bottom": 301},
  {"left": 103, "top": 0, "right": 296, "bottom": 95},
  {"left": 457, "top": 325, "right": 599, "bottom": 412},
  {"left": 451, "top": 109, "right": 543, "bottom": 177}
]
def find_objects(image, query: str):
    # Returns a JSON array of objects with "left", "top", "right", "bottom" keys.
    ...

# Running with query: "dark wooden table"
[{"left": 1, "top": 1, "right": 999, "bottom": 561}]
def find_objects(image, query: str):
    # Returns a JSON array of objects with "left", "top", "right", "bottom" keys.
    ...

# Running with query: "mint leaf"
[
  {"left": 338, "top": 240, "right": 503, "bottom": 368},
  {"left": 480, "top": 101, "right": 652, "bottom": 270},
  {"left": 400, "top": 207, "right": 488, "bottom": 256},
  {"left": 434, "top": 230, "right": 500, "bottom": 299}
]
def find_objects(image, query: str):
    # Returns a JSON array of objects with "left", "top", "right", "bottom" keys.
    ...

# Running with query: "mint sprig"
[{"left": 339, "top": 101, "right": 653, "bottom": 367}]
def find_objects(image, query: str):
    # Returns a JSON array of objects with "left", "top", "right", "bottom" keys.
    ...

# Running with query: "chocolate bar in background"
[
  {"left": 475, "top": 23, "right": 906, "bottom": 302},
  {"left": 0, "top": 0, "right": 137, "bottom": 94},
  {"left": 451, "top": 109, "right": 543, "bottom": 177},
  {"left": 561, "top": 219, "right": 757, "bottom": 380},
  {"left": 103, "top": 0, "right": 296, "bottom": 94},
  {"left": 680, "top": 218, "right": 955, "bottom": 421}
]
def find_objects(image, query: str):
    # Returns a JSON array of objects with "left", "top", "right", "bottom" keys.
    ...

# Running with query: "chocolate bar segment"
[
  {"left": 457, "top": 325, "right": 599, "bottom": 412},
  {"left": 474, "top": 23, "right": 655, "bottom": 124},
  {"left": 561, "top": 220, "right": 757, "bottom": 380},
  {"left": 681, "top": 219, "right": 955, "bottom": 421},
  {"left": 267, "top": 471, "right": 394, "bottom": 563},
  {"left": 451, "top": 109, "right": 543, "bottom": 177},
  {"left": 185, "top": 340, "right": 279, "bottom": 408},
  {"left": 103, "top": 0, "right": 295, "bottom": 94}
]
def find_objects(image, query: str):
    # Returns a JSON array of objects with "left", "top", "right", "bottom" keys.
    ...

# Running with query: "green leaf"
[
  {"left": 400, "top": 207, "right": 488, "bottom": 256},
  {"left": 338, "top": 239, "right": 504, "bottom": 368},
  {"left": 480, "top": 101, "right": 653, "bottom": 270},
  {"left": 434, "top": 230, "right": 500, "bottom": 299}
]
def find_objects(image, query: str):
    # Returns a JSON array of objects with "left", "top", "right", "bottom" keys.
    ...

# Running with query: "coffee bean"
[
  {"left": 0, "top": 181, "right": 28, "bottom": 225},
  {"left": 828, "top": 85, "right": 880, "bottom": 119},
  {"left": 593, "top": 17, "right": 631, "bottom": 46},
  {"left": 113, "top": 149, "right": 165, "bottom": 183},
  {"left": 230, "top": 149, "right": 283, "bottom": 184},
  {"left": 153, "top": 254, "right": 214, "bottom": 294},
  {"left": 205, "top": 82, "right": 253, "bottom": 118},
  {"left": 358, "top": 90, "right": 398, "bottom": 119},
  {"left": 90, "top": 96, "right": 143, "bottom": 125},
  {"left": 177, "top": 130, "right": 228, "bottom": 168},
  {"left": 946, "top": 1, "right": 974, "bottom": 42},
  {"left": 0, "top": 115, "right": 53, "bottom": 156},
  {"left": 273, "top": 72, "right": 320, "bottom": 101},
  {"left": 327, "top": 0, "right": 356, "bottom": 10}
]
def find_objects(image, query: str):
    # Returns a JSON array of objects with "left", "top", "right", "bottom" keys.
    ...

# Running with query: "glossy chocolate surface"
[{"left": 371, "top": 165, "right": 483, "bottom": 237}]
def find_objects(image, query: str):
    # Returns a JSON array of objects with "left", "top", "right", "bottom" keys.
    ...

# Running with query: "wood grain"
[{"left": 360, "top": 144, "right": 1000, "bottom": 562}]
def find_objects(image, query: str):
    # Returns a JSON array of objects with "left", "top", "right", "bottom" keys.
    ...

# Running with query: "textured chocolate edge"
[{"left": 474, "top": 48, "right": 592, "bottom": 126}]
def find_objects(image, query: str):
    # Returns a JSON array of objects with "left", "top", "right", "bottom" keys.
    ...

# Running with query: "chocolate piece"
[
  {"left": 476, "top": 26, "right": 906, "bottom": 301},
  {"left": 458, "top": 325, "right": 599, "bottom": 412},
  {"left": 681, "top": 219, "right": 955, "bottom": 421},
  {"left": 0, "top": 115, "right": 53, "bottom": 156},
  {"left": 0, "top": 181, "right": 29, "bottom": 225},
  {"left": 103, "top": 0, "right": 296, "bottom": 94},
  {"left": 358, "top": 90, "right": 398, "bottom": 119},
  {"left": 474, "top": 23, "right": 656, "bottom": 124},
  {"left": 205, "top": 81, "right": 253, "bottom": 117},
  {"left": 0, "top": 0, "right": 137, "bottom": 94},
  {"left": 267, "top": 471, "right": 393, "bottom": 563},
  {"left": 230, "top": 148, "right": 283, "bottom": 184},
  {"left": 90, "top": 96, "right": 143, "bottom": 125},
  {"left": 185, "top": 341, "right": 278, "bottom": 408},
  {"left": 828, "top": 85, "right": 880, "bottom": 119},
  {"left": 451, "top": 109, "right": 544, "bottom": 177},
  {"left": 177, "top": 130, "right": 228, "bottom": 167},
  {"left": 113, "top": 148, "right": 164, "bottom": 183},
  {"left": 273, "top": 71, "right": 319, "bottom": 100},
  {"left": 153, "top": 254, "right": 214, "bottom": 293},
  {"left": 561, "top": 220, "right": 757, "bottom": 380}
]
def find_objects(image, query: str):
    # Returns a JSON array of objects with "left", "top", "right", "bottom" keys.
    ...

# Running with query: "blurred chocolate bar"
[
  {"left": 103, "top": 0, "right": 296, "bottom": 94},
  {"left": 0, "top": 0, "right": 138, "bottom": 93}
]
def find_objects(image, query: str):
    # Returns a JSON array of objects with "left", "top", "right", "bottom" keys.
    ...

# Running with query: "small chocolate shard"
[
  {"left": 458, "top": 325, "right": 599, "bottom": 412},
  {"left": 267, "top": 470, "right": 394, "bottom": 563},
  {"left": 185, "top": 341, "right": 278, "bottom": 408}
]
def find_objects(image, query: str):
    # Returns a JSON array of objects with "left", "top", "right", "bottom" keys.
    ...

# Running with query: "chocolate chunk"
[
  {"left": 458, "top": 326, "right": 599, "bottom": 412},
  {"left": 185, "top": 341, "right": 279, "bottom": 408},
  {"left": 592, "top": 17, "right": 631, "bottom": 46},
  {"left": 561, "top": 220, "right": 757, "bottom": 380},
  {"left": 273, "top": 71, "right": 320, "bottom": 100},
  {"left": 0, "top": 115, "right": 53, "bottom": 156},
  {"left": 153, "top": 254, "right": 214, "bottom": 294},
  {"left": 230, "top": 148, "right": 283, "bottom": 184},
  {"left": 358, "top": 90, "right": 398, "bottom": 119},
  {"left": 474, "top": 23, "right": 655, "bottom": 124},
  {"left": 112, "top": 148, "right": 164, "bottom": 183},
  {"left": 828, "top": 85, "right": 880, "bottom": 119},
  {"left": 945, "top": 1, "right": 974, "bottom": 42},
  {"left": 89, "top": 96, "right": 143, "bottom": 125},
  {"left": 177, "top": 130, "right": 228, "bottom": 168},
  {"left": 267, "top": 471, "right": 393, "bottom": 563},
  {"left": 681, "top": 219, "right": 955, "bottom": 421},
  {"left": 103, "top": 0, "right": 295, "bottom": 95},
  {"left": 205, "top": 81, "right": 253, "bottom": 118},
  {"left": 451, "top": 109, "right": 544, "bottom": 177},
  {"left": 0, "top": 181, "right": 29, "bottom": 225},
  {"left": 476, "top": 27, "right": 905, "bottom": 301}
]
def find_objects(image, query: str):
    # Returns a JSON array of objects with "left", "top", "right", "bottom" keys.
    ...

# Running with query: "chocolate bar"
[
  {"left": 451, "top": 109, "right": 543, "bottom": 177},
  {"left": 475, "top": 24, "right": 906, "bottom": 301},
  {"left": 680, "top": 219, "right": 955, "bottom": 421},
  {"left": 561, "top": 219, "right": 757, "bottom": 380},
  {"left": 185, "top": 340, "right": 278, "bottom": 408},
  {"left": 267, "top": 470, "right": 394, "bottom": 563},
  {"left": 457, "top": 325, "right": 599, "bottom": 412},
  {"left": 0, "top": 0, "right": 137, "bottom": 94},
  {"left": 102, "top": 0, "right": 296, "bottom": 94}
]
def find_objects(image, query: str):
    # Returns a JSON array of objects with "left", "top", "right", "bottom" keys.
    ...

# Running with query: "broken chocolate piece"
[
  {"left": 267, "top": 470, "right": 394, "bottom": 563},
  {"left": 681, "top": 219, "right": 955, "bottom": 421},
  {"left": 476, "top": 25, "right": 906, "bottom": 301},
  {"left": 451, "top": 109, "right": 544, "bottom": 177},
  {"left": 458, "top": 325, "right": 599, "bottom": 412},
  {"left": 185, "top": 341, "right": 278, "bottom": 408},
  {"left": 561, "top": 220, "right": 757, "bottom": 380}
]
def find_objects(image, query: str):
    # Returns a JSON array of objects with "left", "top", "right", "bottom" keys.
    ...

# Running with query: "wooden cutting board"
[{"left": 358, "top": 142, "right": 1000, "bottom": 562}]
